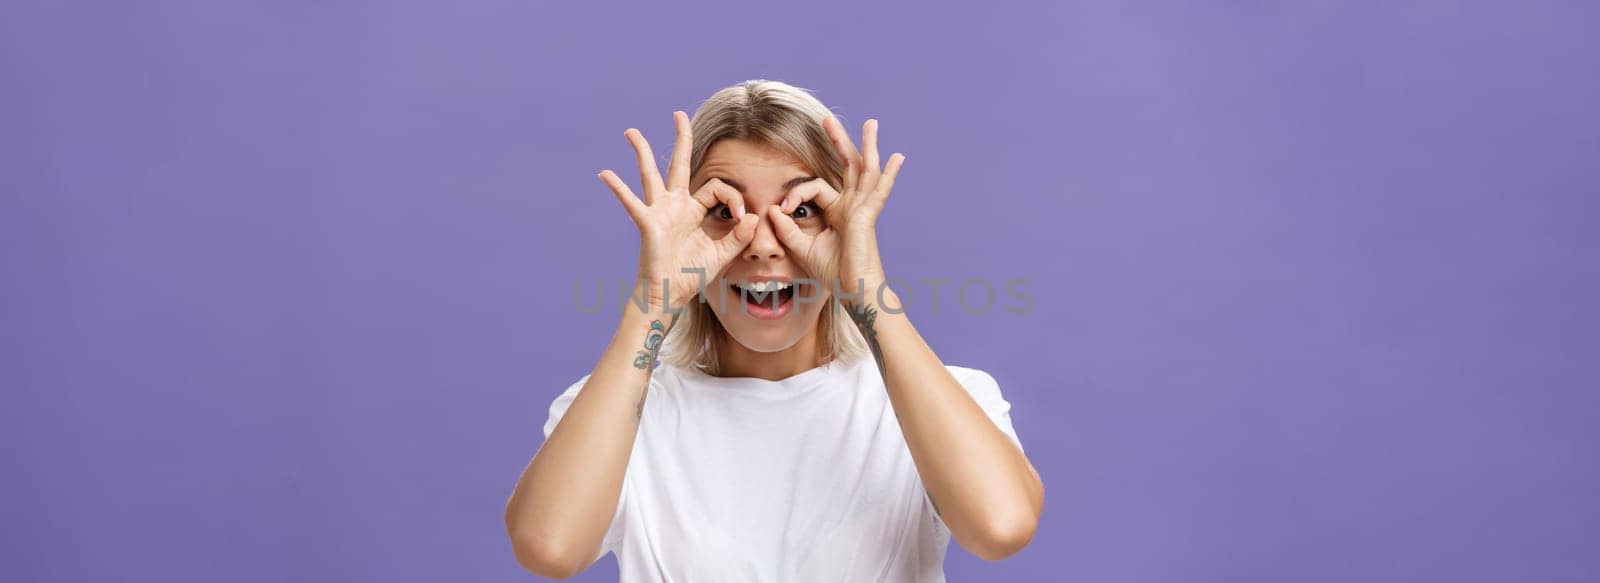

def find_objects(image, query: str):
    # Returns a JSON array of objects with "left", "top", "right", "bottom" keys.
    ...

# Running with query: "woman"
[{"left": 505, "top": 80, "right": 1044, "bottom": 581}]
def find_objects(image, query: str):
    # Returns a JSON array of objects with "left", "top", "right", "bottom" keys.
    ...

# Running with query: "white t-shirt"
[{"left": 541, "top": 355, "right": 1025, "bottom": 582}]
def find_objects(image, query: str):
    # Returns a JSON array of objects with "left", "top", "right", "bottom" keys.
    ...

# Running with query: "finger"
[
  {"left": 665, "top": 111, "right": 692, "bottom": 192},
  {"left": 780, "top": 178, "right": 843, "bottom": 214},
  {"left": 597, "top": 170, "right": 646, "bottom": 222},
  {"left": 691, "top": 178, "right": 745, "bottom": 217},
  {"left": 624, "top": 128, "right": 665, "bottom": 203},
  {"left": 766, "top": 205, "right": 811, "bottom": 251},
  {"left": 823, "top": 115, "right": 862, "bottom": 167},
  {"left": 871, "top": 153, "right": 906, "bottom": 207},
  {"left": 859, "top": 119, "right": 881, "bottom": 192},
  {"left": 862, "top": 119, "right": 880, "bottom": 170},
  {"left": 824, "top": 115, "right": 861, "bottom": 194},
  {"left": 717, "top": 212, "right": 760, "bottom": 260}
]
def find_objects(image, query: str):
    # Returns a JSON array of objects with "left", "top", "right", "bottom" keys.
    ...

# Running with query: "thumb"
[
  {"left": 716, "top": 212, "right": 759, "bottom": 260},
  {"left": 767, "top": 205, "right": 809, "bottom": 250}
]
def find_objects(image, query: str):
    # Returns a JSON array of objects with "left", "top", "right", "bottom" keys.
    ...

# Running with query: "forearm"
[
  {"left": 504, "top": 291, "right": 678, "bottom": 576},
  {"left": 844, "top": 283, "right": 1043, "bottom": 560}
]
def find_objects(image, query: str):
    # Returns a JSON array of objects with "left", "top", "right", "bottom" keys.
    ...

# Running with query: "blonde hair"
[{"left": 660, "top": 79, "right": 870, "bottom": 375}]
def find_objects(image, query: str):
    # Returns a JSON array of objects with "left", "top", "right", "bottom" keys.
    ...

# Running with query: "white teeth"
[{"left": 735, "top": 280, "right": 793, "bottom": 293}]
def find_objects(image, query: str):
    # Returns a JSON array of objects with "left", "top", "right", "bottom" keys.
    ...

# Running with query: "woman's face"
[{"left": 692, "top": 138, "right": 830, "bottom": 352}]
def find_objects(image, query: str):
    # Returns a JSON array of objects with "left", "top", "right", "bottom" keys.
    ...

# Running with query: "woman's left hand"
[{"left": 768, "top": 116, "right": 906, "bottom": 297}]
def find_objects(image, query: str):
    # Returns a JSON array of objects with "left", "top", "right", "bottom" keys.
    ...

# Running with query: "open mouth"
[{"left": 729, "top": 280, "right": 797, "bottom": 320}]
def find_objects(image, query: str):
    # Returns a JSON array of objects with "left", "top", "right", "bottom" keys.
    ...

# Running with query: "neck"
[{"left": 714, "top": 325, "right": 825, "bottom": 381}]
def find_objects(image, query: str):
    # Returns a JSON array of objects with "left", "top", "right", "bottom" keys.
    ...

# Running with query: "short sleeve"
[
  {"left": 925, "top": 366, "right": 1026, "bottom": 527},
  {"left": 946, "top": 366, "right": 1025, "bottom": 454},
  {"left": 543, "top": 374, "right": 628, "bottom": 562}
]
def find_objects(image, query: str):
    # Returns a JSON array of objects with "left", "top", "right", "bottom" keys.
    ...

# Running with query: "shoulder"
[
  {"left": 943, "top": 365, "right": 1002, "bottom": 394},
  {"left": 542, "top": 369, "right": 677, "bottom": 438},
  {"left": 943, "top": 364, "right": 1024, "bottom": 450},
  {"left": 942, "top": 365, "right": 1014, "bottom": 410},
  {"left": 944, "top": 364, "right": 998, "bottom": 383},
  {"left": 541, "top": 373, "right": 592, "bottom": 438},
  {"left": 549, "top": 366, "right": 682, "bottom": 401}
]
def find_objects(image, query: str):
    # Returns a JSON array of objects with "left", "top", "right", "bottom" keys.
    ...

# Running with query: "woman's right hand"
[{"left": 598, "top": 111, "right": 759, "bottom": 311}]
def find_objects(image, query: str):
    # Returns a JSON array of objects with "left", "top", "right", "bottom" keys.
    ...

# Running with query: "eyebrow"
[{"left": 711, "top": 176, "right": 817, "bottom": 194}]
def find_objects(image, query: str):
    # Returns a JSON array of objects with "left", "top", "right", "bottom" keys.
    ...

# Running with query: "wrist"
[
  {"left": 619, "top": 295, "right": 684, "bottom": 332},
  {"left": 829, "top": 274, "right": 899, "bottom": 313},
  {"left": 833, "top": 270, "right": 886, "bottom": 296},
  {"left": 616, "top": 301, "right": 681, "bottom": 371},
  {"left": 629, "top": 275, "right": 695, "bottom": 312}
]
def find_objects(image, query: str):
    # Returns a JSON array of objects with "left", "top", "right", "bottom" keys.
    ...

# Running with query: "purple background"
[{"left": 3, "top": 1, "right": 1596, "bottom": 581}]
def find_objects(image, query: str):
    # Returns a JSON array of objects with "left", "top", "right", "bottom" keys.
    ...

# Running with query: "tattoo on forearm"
[
  {"left": 842, "top": 300, "right": 887, "bottom": 379},
  {"left": 631, "top": 311, "right": 680, "bottom": 421},
  {"left": 633, "top": 320, "right": 668, "bottom": 370}
]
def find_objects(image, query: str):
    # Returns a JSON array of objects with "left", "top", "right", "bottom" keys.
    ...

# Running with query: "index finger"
[
  {"left": 780, "top": 178, "right": 843, "bottom": 214},
  {"left": 691, "top": 178, "right": 746, "bottom": 218}
]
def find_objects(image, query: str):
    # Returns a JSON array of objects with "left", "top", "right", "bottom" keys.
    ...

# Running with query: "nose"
[{"left": 744, "top": 210, "right": 785, "bottom": 262}]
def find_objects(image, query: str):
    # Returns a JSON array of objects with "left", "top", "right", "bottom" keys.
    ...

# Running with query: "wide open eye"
[
  {"left": 791, "top": 201, "right": 822, "bottom": 220},
  {"left": 709, "top": 203, "right": 734, "bottom": 221}
]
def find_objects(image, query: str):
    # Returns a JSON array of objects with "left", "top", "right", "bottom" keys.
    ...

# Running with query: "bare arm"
[
  {"left": 845, "top": 285, "right": 1043, "bottom": 561},
  {"left": 504, "top": 111, "right": 757, "bottom": 578},
  {"left": 503, "top": 297, "right": 675, "bottom": 578},
  {"left": 768, "top": 116, "right": 1043, "bottom": 561}
]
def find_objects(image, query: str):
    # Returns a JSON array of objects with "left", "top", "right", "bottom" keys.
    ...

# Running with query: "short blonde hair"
[{"left": 660, "top": 79, "right": 870, "bottom": 375}]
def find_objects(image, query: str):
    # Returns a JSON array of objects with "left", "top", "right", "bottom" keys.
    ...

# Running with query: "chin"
[
  {"left": 719, "top": 320, "right": 809, "bottom": 353},
  {"left": 713, "top": 302, "right": 824, "bottom": 353}
]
